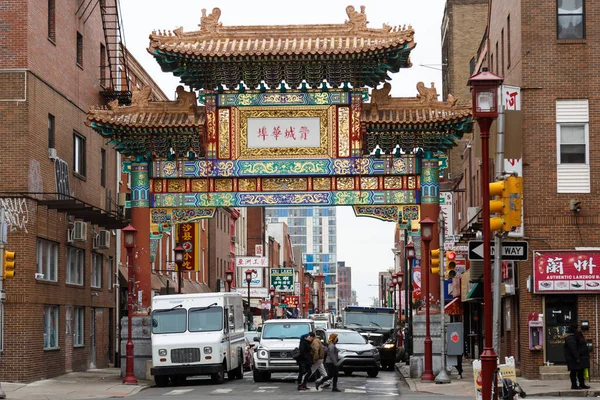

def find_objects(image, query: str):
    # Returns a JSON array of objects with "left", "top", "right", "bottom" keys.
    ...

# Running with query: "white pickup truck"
[{"left": 251, "top": 319, "right": 314, "bottom": 382}]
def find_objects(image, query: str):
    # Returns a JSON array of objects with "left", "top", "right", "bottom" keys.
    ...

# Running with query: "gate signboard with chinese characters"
[
  {"left": 271, "top": 268, "right": 294, "bottom": 292},
  {"left": 534, "top": 250, "right": 600, "bottom": 293},
  {"left": 178, "top": 223, "right": 198, "bottom": 271}
]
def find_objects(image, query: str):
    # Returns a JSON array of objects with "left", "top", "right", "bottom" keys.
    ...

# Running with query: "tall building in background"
[
  {"left": 337, "top": 262, "right": 352, "bottom": 310},
  {"left": 266, "top": 206, "right": 337, "bottom": 311}
]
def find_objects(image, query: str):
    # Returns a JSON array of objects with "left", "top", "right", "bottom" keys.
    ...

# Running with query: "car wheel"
[
  {"left": 343, "top": 370, "right": 353, "bottom": 376},
  {"left": 211, "top": 364, "right": 225, "bottom": 384},
  {"left": 264, "top": 372, "right": 271, "bottom": 381},
  {"left": 367, "top": 368, "right": 379, "bottom": 378},
  {"left": 154, "top": 376, "right": 169, "bottom": 387},
  {"left": 172, "top": 375, "right": 186, "bottom": 385},
  {"left": 231, "top": 363, "right": 244, "bottom": 380},
  {"left": 253, "top": 368, "right": 265, "bottom": 382}
]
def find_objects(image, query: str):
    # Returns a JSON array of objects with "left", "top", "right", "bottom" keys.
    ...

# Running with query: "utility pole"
[
  {"left": 0, "top": 209, "right": 7, "bottom": 398},
  {"left": 493, "top": 105, "right": 506, "bottom": 354},
  {"left": 435, "top": 215, "right": 450, "bottom": 383}
]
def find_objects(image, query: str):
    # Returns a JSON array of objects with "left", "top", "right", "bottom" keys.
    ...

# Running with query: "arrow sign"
[{"left": 468, "top": 241, "right": 528, "bottom": 261}]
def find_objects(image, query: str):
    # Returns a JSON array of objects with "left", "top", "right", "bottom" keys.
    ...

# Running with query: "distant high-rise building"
[
  {"left": 266, "top": 207, "right": 337, "bottom": 311},
  {"left": 338, "top": 262, "right": 352, "bottom": 310}
]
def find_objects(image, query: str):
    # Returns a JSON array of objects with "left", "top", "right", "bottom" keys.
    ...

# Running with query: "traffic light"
[
  {"left": 430, "top": 248, "right": 440, "bottom": 275},
  {"left": 445, "top": 251, "right": 457, "bottom": 279},
  {"left": 489, "top": 175, "right": 523, "bottom": 232},
  {"left": 3, "top": 250, "right": 15, "bottom": 279}
]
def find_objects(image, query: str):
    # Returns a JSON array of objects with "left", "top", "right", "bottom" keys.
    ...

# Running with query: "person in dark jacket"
[
  {"left": 564, "top": 323, "right": 590, "bottom": 389},
  {"left": 297, "top": 332, "right": 314, "bottom": 390}
]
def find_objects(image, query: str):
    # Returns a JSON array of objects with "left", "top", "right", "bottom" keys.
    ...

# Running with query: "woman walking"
[
  {"left": 316, "top": 333, "right": 341, "bottom": 392},
  {"left": 564, "top": 323, "right": 590, "bottom": 390}
]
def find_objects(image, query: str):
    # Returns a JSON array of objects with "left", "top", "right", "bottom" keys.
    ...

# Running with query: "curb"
[
  {"left": 122, "top": 382, "right": 152, "bottom": 397},
  {"left": 395, "top": 363, "right": 417, "bottom": 392},
  {"left": 528, "top": 389, "right": 600, "bottom": 397}
]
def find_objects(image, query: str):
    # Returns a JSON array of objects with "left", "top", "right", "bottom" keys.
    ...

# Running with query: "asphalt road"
[{"left": 110, "top": 370, "right": 476, "bottom": 400}]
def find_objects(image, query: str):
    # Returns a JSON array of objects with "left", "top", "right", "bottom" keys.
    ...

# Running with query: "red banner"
[
  {"left": 534, "top": 250, "right": 600, "bottom": 293},
  {"left": 304, "top": 286, "right": 310, "bottom": 305},
  {"left": 282, "top": 295, "right": 300, "bottom": 308},
  {"left": 412, "top": 266, "right": 422, "bottom": 299},
  {"left": 178, "top": 223, "right": 198, "bottom": 271}
]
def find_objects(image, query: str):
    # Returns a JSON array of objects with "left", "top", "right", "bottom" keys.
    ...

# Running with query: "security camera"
[{"left": 569, "top": 199, "right": 582, "bottom": 213}]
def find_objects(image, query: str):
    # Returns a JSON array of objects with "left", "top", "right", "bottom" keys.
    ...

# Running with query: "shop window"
[
  {"left": 74, "top": 306, "right": 84, "bottom": 346},
  {"left": 44, "top": 305, "right": 59, "bottom": 349}
]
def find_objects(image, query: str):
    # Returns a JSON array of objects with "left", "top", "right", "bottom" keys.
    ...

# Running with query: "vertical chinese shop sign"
[{"left": 179, "top": 223, "right": 198, "bottom": 271}]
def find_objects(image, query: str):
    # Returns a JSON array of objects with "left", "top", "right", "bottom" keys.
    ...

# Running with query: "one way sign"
[{"left": 468, "top": 241, "right": 528, "bottom": 261}]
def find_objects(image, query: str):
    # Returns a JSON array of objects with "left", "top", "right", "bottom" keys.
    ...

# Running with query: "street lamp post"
[
  {"left": 419, "top": 217, "right": 435, "bottom": 381},
  {"left": 225, "top": 267, "right": 234, "bottom": 292},
  {"left": 468, "top": 67, "right": 503, "bottom": 400},
  {"left": 405, "top": 241, "right": 416, "bottom": 361},
  {"left": 245, "top": 269, "right": 256, "bottom": 330},
  {"left": 389, "top": 284, "right": 395, "bottom": 311},
  {"left": 173, "top": 244, "right": 185, "bottom": 294},
  {"left": 396, "top": 272, "right": 404, "bottom": 348},
  {"left": 269, "top": 286, "right": 276, "bottom": 320},
  {"left": 122, "top": 224, "right": 138, "bottom": 385},
  {"left": 391, "top": 273, "right": 398, "bottom": 311}
]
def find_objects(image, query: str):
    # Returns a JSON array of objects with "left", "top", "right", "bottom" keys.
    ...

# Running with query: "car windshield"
[
  {"left": 344, "top": 313, "right": 394, "bottom": 329},
  {"left": 152, "top": 308, "right": 187, "bottom": 334},
  {"left": 333, "top": 331, "right": 367, "bottom": 344},
  {"left": 188, "top": 306, "right": 223, "bottom": 332},
  {"left": 314, "top": 321, "right": 328, "bottom": 329},
  {"left": 262, "top": 323, "right": 311, "bottom": 339}
]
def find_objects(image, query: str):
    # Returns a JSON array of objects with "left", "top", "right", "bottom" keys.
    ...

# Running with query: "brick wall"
[{"left": 208, "top": 208, "right": 233, "bottom": 291}]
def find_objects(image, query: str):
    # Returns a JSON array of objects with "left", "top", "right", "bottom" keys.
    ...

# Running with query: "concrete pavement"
[
  {"left": 397, "top": 360, "right": 600, "bottom": 397},
  {"left": 0, "top": 368, "right": 151, "bottom": 400}
]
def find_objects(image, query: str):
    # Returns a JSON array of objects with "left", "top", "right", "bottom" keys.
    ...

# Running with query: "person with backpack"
[
  {"left": 310, "top": 332, "right": 328, "bottom": 384},
  {"left": 296, "top": 333, "right": 314, "bottom": 391},
  {"left": 316, "top": 333, "right": 341, "bottom": 392}
]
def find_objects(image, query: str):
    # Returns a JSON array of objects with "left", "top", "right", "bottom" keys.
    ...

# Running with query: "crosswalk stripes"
[{"left": 163, "top": 389, "right": 194, "bottom": 396}]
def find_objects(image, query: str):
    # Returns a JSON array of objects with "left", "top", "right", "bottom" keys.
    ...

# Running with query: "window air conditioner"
[
  {"left": 98, "top": 230, "right": 110, "bottom": 249},
  {"left": 92, "top": 233, "right": 100, "bottom": 249},
  {"left": 48, "top": 148, "right": 58, "bottom": 160},
  {"left": 72, "top": 221, "right": 87, "bottom": 242}
]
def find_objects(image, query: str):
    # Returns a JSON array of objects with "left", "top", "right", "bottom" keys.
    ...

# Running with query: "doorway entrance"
[
  {"left": 90, "top": 308, "right": 97, "bottom": 369},
  {"left": 545, "top": 295, "right": 577, "bottom": 364}
]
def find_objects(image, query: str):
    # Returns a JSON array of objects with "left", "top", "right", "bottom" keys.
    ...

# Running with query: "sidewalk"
[
  {"left": 1, "top": 368, "right": 151, "bottom": 400},
  {"left": 397, "top": 361, "right": 600, "bottom": 397}
]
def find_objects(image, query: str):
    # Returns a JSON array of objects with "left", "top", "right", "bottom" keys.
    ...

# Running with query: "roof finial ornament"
[
  {"left": 200, "top": 8, "right": 222, "bottom": 33},
  {"left": 345, "top": 5, "right": 368, "bottom": 31},
  {"left": 131, "top": 86, "right": 152, "bottom": 107},
  {"left": 416, "top": 82, "right": 439, "bottom": 104},
  {"left": 173, "top": 26, "right": 184, "bottom": 39},
  {"left": 371, "top": 82, "right": 392, "bottom": 106},
  {"left": 175, "top": 85, "right": 197, "bottom": 108}
]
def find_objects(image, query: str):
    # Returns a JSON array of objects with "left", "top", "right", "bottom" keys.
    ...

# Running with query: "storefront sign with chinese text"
[
  {"left": 178, "top": 223, "right": 198, "bottom": 271},
  {"left": 271, "top": 268, "right": 294, "bottom": 291},
  {"left": 236, "top": 256, "right": 268, "bottom": 267},
  {"left": 282, "top": 295, "right": 300, "bottom": 308},
  {"left": 234, "top": 287, "right": 269, "bottom": 298},
  {"left": 534, "top": 250, "right": 600, "bottom": 293}
]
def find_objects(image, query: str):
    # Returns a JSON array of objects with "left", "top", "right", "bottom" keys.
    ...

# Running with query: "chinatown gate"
[{"left": 87, "top": 5, "right": 472, "bottom": 378}]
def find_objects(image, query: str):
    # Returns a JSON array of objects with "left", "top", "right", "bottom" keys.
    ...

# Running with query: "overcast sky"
[{"left": 120, "top": 0, "right": 446, "bottom": 306}]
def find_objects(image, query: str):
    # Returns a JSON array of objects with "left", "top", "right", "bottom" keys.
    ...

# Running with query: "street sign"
[{"left": 468, "top": 241, "right": 528, "bottom": 261}]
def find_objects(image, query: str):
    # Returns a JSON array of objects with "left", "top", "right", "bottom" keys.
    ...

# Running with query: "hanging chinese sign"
[
  {"left": 282, "top": 295, "right": 300, "bottom": 308},
  {"left": 534, "top": 250, "right": 600, "bottom": 293},
  {"left": 271, "top": 268, "right": 295, "bottom": 291},
  {"left": 178, "top": 223, "right": 198, "bottom": 271}
]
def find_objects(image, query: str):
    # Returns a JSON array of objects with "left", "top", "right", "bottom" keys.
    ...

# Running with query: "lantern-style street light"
[
  {"left": 269, "top": 286, "right": 276, "bottom": 319},
  {"left": 389, "top": 283, "right": 395, "bottom": 310},
  {"left": 225, "top": 267, "right": 234, "bottom": 292},
  {"left": 173, "top": 244, "right": 185, "bottom": 294},
  {"left": 245, "top": 269, "right": 256, "bottom": 330},
  {"left": 468, "top": 67, "right": 503, "bottom": 400},
  {"left": 419, "top": 216, "right": 435, "bottom": 381},
  {"left": 122, "top": 224, "right": 138, "bottom": 385}
]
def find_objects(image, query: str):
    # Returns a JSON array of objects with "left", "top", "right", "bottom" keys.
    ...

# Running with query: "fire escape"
[{"left": 77, "top": 0, "right": 132, "bottom": 104}]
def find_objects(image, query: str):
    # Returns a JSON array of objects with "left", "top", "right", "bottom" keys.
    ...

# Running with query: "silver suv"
[
  {"left": 252, "top": 319, "right": 314, "bottom": 382},
  {"left": 326, "top": 329, "right": 381, "bottom": 377}
]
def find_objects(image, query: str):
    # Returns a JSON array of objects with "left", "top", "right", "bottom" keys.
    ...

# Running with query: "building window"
[
  {"left": 48, "top": 114, "right": 55, "bottom": 149},
  {"left": 76, "top": 32, "right": 83, "bottom": 66},
  {"left": 556, "top": 99, "right": 590, "bottom": 193},
  {"left": 74, "top": 306, "right": 84, "bottom": 346},
  {"left": 557, "top": 0, "right": 584, "bottom": 39},
  {"left": 73, "top": 132, "right": 86, "bottom": 176},
  {"left": 107, "top": 256, "right": 114, "bottom": 290},
  {"left": 92, "top": 253, "right": 102, "bottom": 288},
  {"left": 490, "top": 54, "right": 494, "bottom": 73},
  {"left": 507, "top": 15, "right": 511, "bottom": 68},
  {"left": 48, "top": 0, "right": 55, "bottom": 42},
  {"left": 495, "top": 42, "right": 499, "bottom": 74},
  {"left": 37, "top": 239, "right": 58, "bottom": 281},
  {"left": 100, "top": 148, "right": 106, "bottom": 187},
  {"left": 67, "top": 247, "right": 84, "bottom": 285},
  {"left": 501, "top": 30, "right": 505, "bottom": 76},
  {"left": 100, "top": 43, "right": 107, "bottom": 88},
  {"left": 44, "top": 305, "right": 59, "bottom": 349}
]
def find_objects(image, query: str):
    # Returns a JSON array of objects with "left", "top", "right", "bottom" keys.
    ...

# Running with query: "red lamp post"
[
  {"left": 468, "top": 67, "right": 503, "bottom": 400},
  {"left": 269, "top": 286, "right": 276, "bottom": 320},
  {"left": 389, "top": 283, "right": 395, "bottom": 310},
  {"left": 225, "top": 267, "right": 234, "bottom": 292},
  {"left": 173, "top": 244, "right": 185, "bottom": 294},
  {"left": 122, "top": 224, "right": 138, "bottom": 385},
  {"left": 419, "top": 216, "right": 435, "bottom": 381},
  {"left": 395, "top": 272, "right": 403, "bottom": 320},
  {"left": 405, "top": 241, "right": 416, "bottom": 359},
  {"left": 245, "top": 269, "right": 256, "bottom": 330}
]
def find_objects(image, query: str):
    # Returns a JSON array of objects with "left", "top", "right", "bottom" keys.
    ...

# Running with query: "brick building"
[
  {"left": 446, "top": 0, "right": 600, "bottom": 379},
  {"left": 337, "top": 261, "right": 352, "bottom": 310}
]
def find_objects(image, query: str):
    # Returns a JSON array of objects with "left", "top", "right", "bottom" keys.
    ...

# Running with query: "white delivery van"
[{"left": 150, "top": 292, "right": 245, "bottom": 387}]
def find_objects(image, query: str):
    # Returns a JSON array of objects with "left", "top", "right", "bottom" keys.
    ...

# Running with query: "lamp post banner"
[
  {"left": 179, "top": 223, "right": 199, "bottom": 271},
  {"left": 534, "top": 250, "right": 600, "bottom": 294}
]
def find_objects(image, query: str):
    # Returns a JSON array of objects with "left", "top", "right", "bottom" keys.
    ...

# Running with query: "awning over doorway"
[
  {"left": 444, "top": 297, "right": 462, "bottom": 316},
  {"left": 467, "top": 282, "right": 484, "bottom": 301}
]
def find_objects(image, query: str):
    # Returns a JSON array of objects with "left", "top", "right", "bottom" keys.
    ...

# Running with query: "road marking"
[
  {"left": 212, "top": 388, "right": 233, "bottom": 394},
  {"left": 258, "top": 386, "right": 279, "bottom": 389},
  {"left": 164, "top": 389, "right": 194, "bottom": 395},
  {"left": 345, "top": 389, "right": 367, "bottom": 393}
]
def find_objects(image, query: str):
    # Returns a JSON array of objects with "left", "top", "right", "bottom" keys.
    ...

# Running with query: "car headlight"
[
  {"left": 158, "top": 349, "right": 167, "bottom": 356},
  {"left": 258, "top": 349, "right": 268, "bottom": 359},
  {"left": 204, "top": 346, "right": 213, "bottom": 354},
  {"left": 373, "top": 348, "right": 379, "bottom": 354},
  {"left": 383, "top": 343, "right": 395, "bottom": 349}
]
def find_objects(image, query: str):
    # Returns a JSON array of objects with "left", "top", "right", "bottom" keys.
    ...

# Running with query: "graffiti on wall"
[
  {"left": 0, "top": 198, "right": 29, "bottom": 232},
  {"left": 28, "top": 159, "right": 43, "bottom": 199}
]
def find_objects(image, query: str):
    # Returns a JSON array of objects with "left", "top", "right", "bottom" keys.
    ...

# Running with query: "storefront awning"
[
  {"left": 444, "top": 297, "right": 462, "bottom": 315},
  {"left": 467, "top": 282, "right": 484, "bottom": 301}
]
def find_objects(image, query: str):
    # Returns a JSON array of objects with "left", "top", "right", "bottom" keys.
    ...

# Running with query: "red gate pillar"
[
  {"left": 420, "top": 155, "right": 440, "bottom": 307},
  {"left": 130, "top": 162, "right": 152, "bottom": 314}
]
